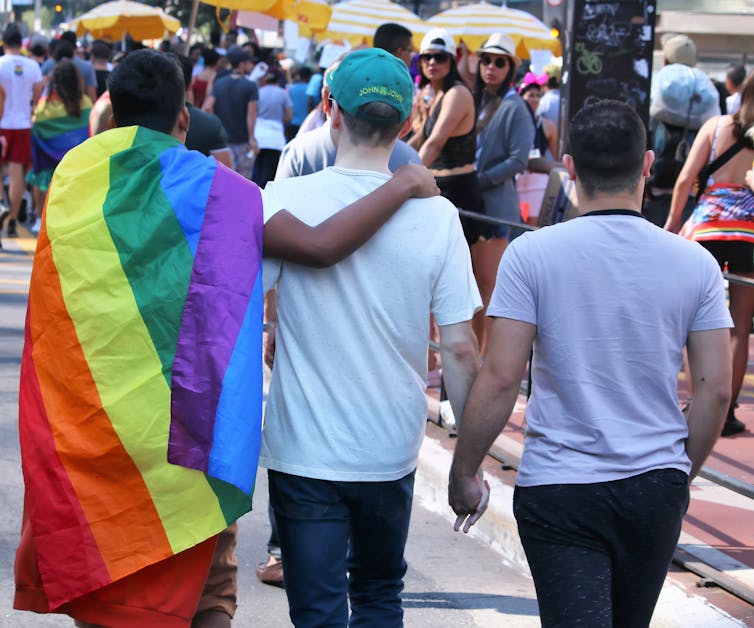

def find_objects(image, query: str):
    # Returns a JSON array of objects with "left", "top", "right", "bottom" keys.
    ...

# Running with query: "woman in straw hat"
[{"left": 471, "top": 33, "right": 534, "bottom": 353}]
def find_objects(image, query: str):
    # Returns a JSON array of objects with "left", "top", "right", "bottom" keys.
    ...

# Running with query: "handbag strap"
[{"left": 695, "top": 140, "right": 745, "bottom": 202}]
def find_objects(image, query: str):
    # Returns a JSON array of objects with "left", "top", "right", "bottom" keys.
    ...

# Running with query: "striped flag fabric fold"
[
  {"left": 28, "top": 94, "right": 92, "bottom": 190},
  {"left": 15, "top": 125, "right": 263, "bottom": 612}
]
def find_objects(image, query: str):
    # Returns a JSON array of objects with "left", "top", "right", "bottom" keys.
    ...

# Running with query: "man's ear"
[
  {"left": 643, "top": 149, "right": 655, "bottom": 177},
  {"left": 329, "top": 100, "right": 341, "bottom": 129},
  {"left": 562, "top": 153, "right": 576, "bottom": 180},
  {"left": 399, "top": 115, "right": 412, "bottom": 139},
  {"left": 171, "top": 105, "right": 190, "bottom": 143}
]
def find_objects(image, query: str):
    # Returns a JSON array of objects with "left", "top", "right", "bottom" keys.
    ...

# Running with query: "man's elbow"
[{"left": 440, "top": 337, "right": 480, "bottom": 372}]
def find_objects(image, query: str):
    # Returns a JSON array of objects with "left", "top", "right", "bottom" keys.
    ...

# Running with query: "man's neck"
[
  {"left": 576, "top": 191, "right": 642, "bottom": 214},
  {"left": 334, "top": 140, "right": 392, "bottom": 175},
  {"left": 5, "top": 46, "right": 21, "bottom": 56}
]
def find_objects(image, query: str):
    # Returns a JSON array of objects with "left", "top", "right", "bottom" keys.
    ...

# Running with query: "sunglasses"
[
  {"left": 419, "top": 52, "right": 450, "bottom": 64},
  {"left": 480, "top": 55, "right": 508, "bottom": 69}
]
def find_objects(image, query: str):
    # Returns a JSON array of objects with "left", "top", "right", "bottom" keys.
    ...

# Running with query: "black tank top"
[{"left": 423, "top": 84, "right": 477, "bottom": 170}]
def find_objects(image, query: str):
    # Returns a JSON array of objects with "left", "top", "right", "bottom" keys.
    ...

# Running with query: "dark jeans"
[
  {"left": 513, "top": 469, "right": 689, "bottom": 628},
  {"left": 268, "top": 469, "right": 415, "bottom": 627},
  {"left": 252, "top": 148, "right": 282, "bottom": 189}
]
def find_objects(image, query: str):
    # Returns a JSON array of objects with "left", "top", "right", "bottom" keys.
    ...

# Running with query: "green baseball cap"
[{"left": 328, "top": 48, "right": 413, "bottom": 124}]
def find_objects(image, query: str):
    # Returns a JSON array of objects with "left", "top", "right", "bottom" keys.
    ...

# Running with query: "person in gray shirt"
[
  {"left": 276, "top": 108, "right": 420, "bottom": 179},
  {"left": 41, "top": 31, "right": 97, "bottom": 102}
]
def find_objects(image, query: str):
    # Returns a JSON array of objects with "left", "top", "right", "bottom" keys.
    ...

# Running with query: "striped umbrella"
[
  {"left": 425, "top": 2, "right": 561, "bottom": 59},
  {"left": 321, "top": 0, "right": 427, "bottom": 48}
]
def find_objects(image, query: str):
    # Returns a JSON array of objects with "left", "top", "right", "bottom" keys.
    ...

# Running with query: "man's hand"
[
  {"left": 393, "top": 164, "right": 439, "bottom": 199},
  {"left": 449, "top": 469, "right": 490, "bottom": 533},
  {"left": 264, "top": 323, "right": 276, "bottom": 369},
  {"left": 248, "top": 137, "right": 260, "bottom": 156}
]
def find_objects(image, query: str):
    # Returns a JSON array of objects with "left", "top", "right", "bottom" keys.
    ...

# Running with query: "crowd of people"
[{"left": 2, "top": 16, "right": 753, "bottom": 628}]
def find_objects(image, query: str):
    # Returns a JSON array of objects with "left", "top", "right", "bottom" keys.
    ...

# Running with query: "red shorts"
[
  {"left": 15, "top": 514, "right": 218, "bottom": 628},
  {"left": 0, "top": 127, "right": 32, "bottom": 165}
]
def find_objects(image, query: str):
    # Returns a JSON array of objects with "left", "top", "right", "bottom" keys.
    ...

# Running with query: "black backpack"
[{"left": 647, "top": 120, "right": 697, "bottom": 191}]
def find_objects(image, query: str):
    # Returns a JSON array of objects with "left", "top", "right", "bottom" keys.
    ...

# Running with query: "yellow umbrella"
[
  {"left": 71, "top": 0, "right": 181, "bottom": 41},
  {"left": 200, "top": 0, "right": 331, "bottom": 37},
  {"left": 425, "top": 2, "right": 561, "bottom": 59},
  {"left": 321, "top": 0, "right": 427, "bottom": 48}
]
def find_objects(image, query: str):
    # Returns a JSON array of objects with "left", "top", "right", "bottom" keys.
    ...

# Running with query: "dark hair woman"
[
  {"left": 27, "top": 59, "right": 91, "bottom": 197},
  {"left": 470, "top": 33, "right": 534, "bottom": 353},
  {"left": 665, "top": 71, "right": 754, "bottom": 436},
  {"left": 408, "top": 29, "right": 489, "bottom": 248}
]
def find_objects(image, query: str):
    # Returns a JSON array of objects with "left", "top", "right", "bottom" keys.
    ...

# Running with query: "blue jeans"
[{"left": 268, "top": 469, "right": 415, "bottom": 627}]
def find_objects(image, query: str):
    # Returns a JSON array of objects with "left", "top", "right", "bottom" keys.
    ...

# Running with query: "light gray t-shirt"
[
  {"left": 257, "top": 84, "right": 292, "bottom": 121},
  {"left": 488, "top": 212, "right": 732, "bottom": 486},
  {"left": 260, "top": 166, "right": 481, "bottom": 481},
  {"left": 275, "top": 121, "right": 420, "bottom": 179}
]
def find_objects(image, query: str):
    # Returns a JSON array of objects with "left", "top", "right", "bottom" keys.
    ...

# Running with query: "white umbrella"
[
  {"left": 321, "top": 0, "right": 426, "bottom": 48},
  {"left": 426, "top": 2, "right": 560, "bottom": 58}
]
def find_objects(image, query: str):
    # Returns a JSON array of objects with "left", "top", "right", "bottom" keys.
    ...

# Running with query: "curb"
[{"left": 414, "top": 426, "right": 746, "bottom": 627}]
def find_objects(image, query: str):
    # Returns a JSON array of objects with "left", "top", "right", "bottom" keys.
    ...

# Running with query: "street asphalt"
[{"left": 0, "top": 231, "right": 540, "bottom": 628}]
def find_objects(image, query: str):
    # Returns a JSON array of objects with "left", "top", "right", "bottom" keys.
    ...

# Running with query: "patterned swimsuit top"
[{"left": 423, "top": 83, "right": 477, "bottom": 170}]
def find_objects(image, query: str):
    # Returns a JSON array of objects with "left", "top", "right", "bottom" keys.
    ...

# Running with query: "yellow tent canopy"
[{"left": 200, "top": 0, "right": 332, "bottom": 36}]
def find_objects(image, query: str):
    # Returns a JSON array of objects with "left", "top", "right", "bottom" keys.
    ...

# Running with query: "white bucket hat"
[{"left": 476, "top": 33, "right": 521, "bottom": 68}]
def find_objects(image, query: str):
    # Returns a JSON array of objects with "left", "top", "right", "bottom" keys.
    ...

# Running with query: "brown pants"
[{"left": 195, "top": 523, "right": 239, "bottom": 618}]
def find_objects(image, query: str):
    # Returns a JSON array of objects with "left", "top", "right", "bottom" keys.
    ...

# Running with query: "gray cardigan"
[{"left": 476, "top": 92, "right": 535, "bottom": 224}]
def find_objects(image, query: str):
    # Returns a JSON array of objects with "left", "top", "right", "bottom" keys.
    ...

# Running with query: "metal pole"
[
  {"left": 186, "top": 0, "right": 200, "bottom": 46},
  {"left": 33, "top": 0, "right": 41, "bottom": 32}
]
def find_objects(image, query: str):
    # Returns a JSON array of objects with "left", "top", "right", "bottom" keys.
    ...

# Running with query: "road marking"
[{"left": 0, "top": 278, "right": 30, "bottom": 285}]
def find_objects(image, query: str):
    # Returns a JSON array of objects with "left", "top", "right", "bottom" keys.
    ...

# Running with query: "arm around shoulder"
[{"left": 263, "top": 164, "right": 439, "bottom": 266}]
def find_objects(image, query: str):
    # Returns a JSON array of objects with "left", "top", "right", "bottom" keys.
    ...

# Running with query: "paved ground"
[
  {"left": 0, "top": 230, "right": 540, "bottom": 627},
  {"left": 0, "top": 226, "right": 752, "bottom": 626}
]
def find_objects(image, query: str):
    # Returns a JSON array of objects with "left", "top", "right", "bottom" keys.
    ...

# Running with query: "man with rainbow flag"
[{"left": 13, "top": 48, "right": 438, "bottom": 627}]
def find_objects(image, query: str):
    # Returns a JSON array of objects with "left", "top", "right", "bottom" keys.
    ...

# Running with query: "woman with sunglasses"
[
  {"left": 408, "top": 29, "right": 489, "bottom": 248},
  {"left": 471, "top": 34, "right": 535, "bottom": 352}
]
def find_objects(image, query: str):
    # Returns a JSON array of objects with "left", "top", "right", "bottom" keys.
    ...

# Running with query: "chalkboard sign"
[{"left": 561, "top": 0, "right": 657, "bottom": 140}]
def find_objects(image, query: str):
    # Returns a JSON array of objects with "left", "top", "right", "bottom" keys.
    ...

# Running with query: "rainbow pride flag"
[
  {"left": 27, "top": 93, "right": 92, "bottom": 191},
  {"left": 16, "top": 125, "right": 264, "bottom": 611}
]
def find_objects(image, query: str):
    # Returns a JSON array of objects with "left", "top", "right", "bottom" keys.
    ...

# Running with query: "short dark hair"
[
  {"left": 91, "top": 40, "right": 112, "bottom": 61},
  {"left": 201, "top": 47, "right": 220, "bottom": 67},
  {"left": 54, "top": 40, "right": 75, "bottom": 62},
  {"left": 568, "top": 100, "right": 646, "bottom": 197},
  {"left": 30, "top": 43, "right": 47, "bottom": 57},
  {"left": 373, "top": 23, "right": 412, "bottom": 56},
  {"left": 108, "top": 49, "right": 185, "bottom": 135},
  {"left": 170, "top": 53, "right": 193, "bottom": 93},
  {"left": 60, "top": 30, "right": 77, "bottom": 47},
  {"left": 3, "top": 24, "right": 22, "bottom": 48},
  {"left": 340, "top": 101, "right": 405, "bottom": 147},
  {"left": 727, "top": 64, "right": 747, "bottom": 89}
]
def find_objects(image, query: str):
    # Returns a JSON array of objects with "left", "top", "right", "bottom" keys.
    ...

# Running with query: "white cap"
[{"left": 420, "top": 28, "right": 456, "bottom": 57}]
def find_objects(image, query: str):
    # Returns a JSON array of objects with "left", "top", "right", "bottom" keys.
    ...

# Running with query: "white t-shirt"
[
  {"left": 0, "top": 54, "right": 42, "bottom": 129},
  {"left": 260, "top": 166, "right": 481, "bottom": 481},
  {"left": 488, "top": 212, "right": 732, "bottom": 486}
]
